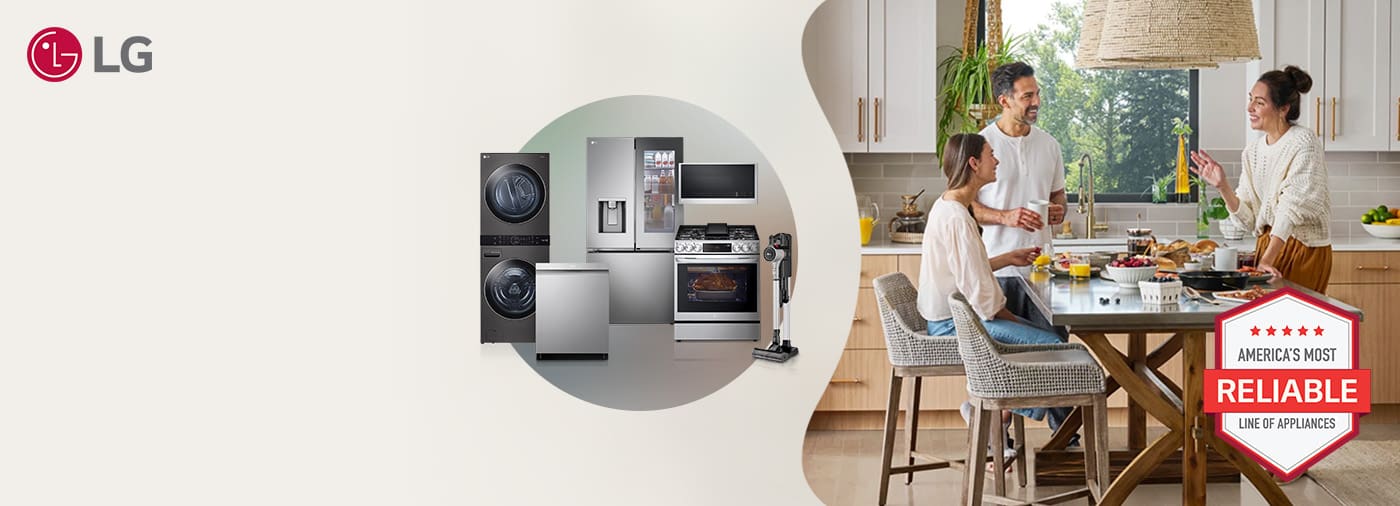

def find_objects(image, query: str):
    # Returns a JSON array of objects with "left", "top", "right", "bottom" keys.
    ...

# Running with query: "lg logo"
[{"left": 27, "top": 26, "right": 152, "bottom": 83}]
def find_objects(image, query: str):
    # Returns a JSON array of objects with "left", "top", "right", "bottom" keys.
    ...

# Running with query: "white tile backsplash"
[{"left": 849, "top": 151, "right": 1400, "bottom": 243}]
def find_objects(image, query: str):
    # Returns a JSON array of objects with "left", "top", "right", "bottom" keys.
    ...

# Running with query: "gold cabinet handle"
[
  {"left": 852, "top": 315, "right": 863, "bottom": 322},
  {"left": 829, "top": 378, "right": 862, "bottom": 384},
  {"left": 874, "top": 97, "right": 882, "bottom": 142},
  {"left": 1331, "top": 97, "right": 1337, "bottom": 141},
  {"left": 1355, "top": 265, "right": 1391, "bottom": 271},
  {"left": 857, "top": 97, "right": 865, "bottom": 143},
  {"left": 1316, "top": 97, "right": 1323, "bottom": 137}
]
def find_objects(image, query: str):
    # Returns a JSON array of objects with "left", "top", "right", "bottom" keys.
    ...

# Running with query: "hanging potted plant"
[{"left": 935, "top": 0, "right": 1023, "bottom": 156}]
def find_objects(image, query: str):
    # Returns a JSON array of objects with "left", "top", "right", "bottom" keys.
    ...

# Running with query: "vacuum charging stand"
[{"left": 754, "top": 233, "right": 798, "bottom": 363}]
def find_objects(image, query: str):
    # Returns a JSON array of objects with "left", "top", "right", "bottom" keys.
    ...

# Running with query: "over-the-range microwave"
[{"left": 677, "top": 162, "right": 757, "bottom": 205}]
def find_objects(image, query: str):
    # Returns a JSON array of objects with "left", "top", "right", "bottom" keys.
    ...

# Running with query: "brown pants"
[{"left": 1256, "top": 227, "right": 1333, "bottom": 294}]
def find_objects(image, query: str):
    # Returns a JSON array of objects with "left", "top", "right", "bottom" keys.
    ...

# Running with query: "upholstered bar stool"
[
  {"left": 872, "top": 273, "right": 1026, "bottom": 506},
  {"left": 948, "top": 292, "right": 1110, "bottom": 506}
]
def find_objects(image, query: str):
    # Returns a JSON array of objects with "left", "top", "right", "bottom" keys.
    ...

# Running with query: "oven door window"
[{"left": 676, "top": 263, "right": 758, "bottom": 314}]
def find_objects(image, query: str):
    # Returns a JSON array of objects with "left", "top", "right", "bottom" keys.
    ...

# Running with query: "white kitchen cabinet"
[
  {"left": 804, "top": 0, "right": 938, "bottom": 153},
  {"left": 1254, "top": 0, "right": 1326, "bottom": 139},
  {"left": 803, "top": 0, "right": 868, "bottom": 153},
  {"left": 1392, "top": 2, "right": 1400, "bottom": 149},
  {"left": 1322, "top": 0, "right": 1391, "bottom": 151},
  {"left": 1253, "top": 0, "right": 1394, "bottom": 151}
]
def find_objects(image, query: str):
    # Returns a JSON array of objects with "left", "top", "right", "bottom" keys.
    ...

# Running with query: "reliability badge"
[{"left": 1205, "top": 287, "right": 1371, "bottom": 481}]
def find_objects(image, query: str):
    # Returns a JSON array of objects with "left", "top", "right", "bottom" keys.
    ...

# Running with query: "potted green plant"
[
  {"left": 1143, "top": 174, "right": 1174, "bottom": 204},
  {"left": 935, "top": 34, "right": 1025, "bottom": 156}
]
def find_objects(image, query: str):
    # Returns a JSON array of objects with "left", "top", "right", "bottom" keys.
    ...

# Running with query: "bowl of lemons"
[{"left": 1361, "top": 205, "right": 1400, "bottom": 238}]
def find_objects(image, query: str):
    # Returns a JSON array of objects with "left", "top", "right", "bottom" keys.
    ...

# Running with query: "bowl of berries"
[{"left": 1105, "top": 256, "right": 1159, "bottom": 289}]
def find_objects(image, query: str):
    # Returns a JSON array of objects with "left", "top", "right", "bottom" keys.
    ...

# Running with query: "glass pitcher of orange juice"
[{"left": 858, "top": 196, "right": 879, "bottom": 245}]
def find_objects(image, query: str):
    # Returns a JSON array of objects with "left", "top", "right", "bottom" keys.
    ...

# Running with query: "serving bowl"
[
  {"left": 1362, "top": 223, "right": 1400, "bottom": 239},
  {"left": 1104, "top": 265, "right": 1158, "bottom": 288}
]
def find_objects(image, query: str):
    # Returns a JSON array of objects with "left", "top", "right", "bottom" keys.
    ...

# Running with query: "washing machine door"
[
  {"left": 483, "top": 163, "right": 546, "bottom": 224},
  {"left": 484, "top": 259, "right": 536, "bottom": 319}
]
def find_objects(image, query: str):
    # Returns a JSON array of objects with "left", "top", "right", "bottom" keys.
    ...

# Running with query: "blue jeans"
[{"left": 930, "top": 315, "right": 1076, "bottom": 444}]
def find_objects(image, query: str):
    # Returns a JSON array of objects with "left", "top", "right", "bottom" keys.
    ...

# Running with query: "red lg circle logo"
[{"left": 28, "top": 27, "right": 82, "bottom": 82}]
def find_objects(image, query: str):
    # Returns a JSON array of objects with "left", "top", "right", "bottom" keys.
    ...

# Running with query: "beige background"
[{"left": 2, "top": 0, "right": 853, "bottom": 504}]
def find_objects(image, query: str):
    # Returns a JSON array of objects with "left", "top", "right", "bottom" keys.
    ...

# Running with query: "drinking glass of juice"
[{"left": 1069, "top": 255, "right": 1092, "bottom": 280}]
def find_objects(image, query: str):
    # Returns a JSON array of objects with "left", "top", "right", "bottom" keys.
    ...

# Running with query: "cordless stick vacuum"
[{"left": 754, "top": 233, "right": 798, "bottom": 362}]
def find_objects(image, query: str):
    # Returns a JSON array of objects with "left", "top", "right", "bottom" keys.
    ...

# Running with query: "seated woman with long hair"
[{"left": 918, "top": 133, "right": 1076, "bottom": 464}]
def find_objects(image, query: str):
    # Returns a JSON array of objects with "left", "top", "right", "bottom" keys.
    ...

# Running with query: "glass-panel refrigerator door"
[{"left": 635, "top": 138, "right": 683, "bottom": 250}]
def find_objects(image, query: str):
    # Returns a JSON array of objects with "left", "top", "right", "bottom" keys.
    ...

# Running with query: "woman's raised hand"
[{"left": 1188, "top": 150, "right": 1226, "bottom": 188}]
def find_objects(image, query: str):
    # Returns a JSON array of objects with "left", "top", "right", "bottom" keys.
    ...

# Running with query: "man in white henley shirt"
[
  {"left": 974, "top": 62, "right": 1070, "bottom": 343},
  {"left": 973, "top": 61, "right": 1068, "bottom": 277}
]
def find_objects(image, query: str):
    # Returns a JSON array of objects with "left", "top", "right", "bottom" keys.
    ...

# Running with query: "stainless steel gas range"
[{"left": 673, "top": 223, "right": 761, "bottom": 341}]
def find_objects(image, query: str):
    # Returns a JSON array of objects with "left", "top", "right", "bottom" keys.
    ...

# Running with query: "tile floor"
[{"left": 803, "top": 424, "right": 1400, "bottom": 505}]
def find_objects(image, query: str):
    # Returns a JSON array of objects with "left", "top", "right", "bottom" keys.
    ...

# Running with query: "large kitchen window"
[{"left": 1001, "top": 0, "right": 1199, "bottom": 202}]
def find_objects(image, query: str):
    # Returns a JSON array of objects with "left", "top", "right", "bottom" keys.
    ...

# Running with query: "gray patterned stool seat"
[
  {"left": 948, "top": 292, "right": 1110, "bottom": 505},
  {"left": 873, "top": 272, "right": 960, "bottom": 368},
  {"left": 871, "top": 273, "right": 1027, "bottom": 505}
]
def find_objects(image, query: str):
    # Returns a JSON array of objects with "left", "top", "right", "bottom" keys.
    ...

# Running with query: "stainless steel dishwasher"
[{"left": 534, "top": 263, "right": 610, "bottom": 360}]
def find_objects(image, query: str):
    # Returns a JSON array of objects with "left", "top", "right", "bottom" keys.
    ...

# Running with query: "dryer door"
[
  {"left": 483, "top": 258, "right": 537, "bottom": 319},
  {"left": 483, "top": 163, "right": 546, "bottom": 224}
]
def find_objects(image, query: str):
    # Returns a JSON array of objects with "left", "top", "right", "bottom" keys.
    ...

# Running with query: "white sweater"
[
  {"left": 1230, "top": 125, "right": 1331, "bottom": 247},
  {"left": 918, "top": 198, "right": 1006, "bottom": 322}
]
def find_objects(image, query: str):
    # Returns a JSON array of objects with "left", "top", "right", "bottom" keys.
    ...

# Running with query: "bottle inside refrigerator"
[{"left": 642, "top": 149, "right": 676, "bottom": 234}]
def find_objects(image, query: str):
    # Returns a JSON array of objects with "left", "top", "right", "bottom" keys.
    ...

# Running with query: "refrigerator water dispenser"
[{"left": 599, "top": 200, "right": 626, "bottom": 233}]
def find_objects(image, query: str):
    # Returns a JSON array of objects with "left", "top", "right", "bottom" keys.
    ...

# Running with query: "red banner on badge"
[{"left": 1205, "top": 369, "right": 1370, "bottom": 413}]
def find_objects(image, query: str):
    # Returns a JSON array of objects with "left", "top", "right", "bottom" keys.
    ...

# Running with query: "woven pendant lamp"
[{"left": 1081, "top": 0, "right": 1259, "bottom": 69}]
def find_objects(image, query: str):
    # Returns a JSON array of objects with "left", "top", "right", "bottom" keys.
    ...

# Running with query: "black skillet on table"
[{"left": 1178, "top": 271, "right": 1250, "bottom": 291}]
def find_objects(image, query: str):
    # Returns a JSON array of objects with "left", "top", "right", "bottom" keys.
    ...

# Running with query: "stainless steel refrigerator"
[{"left": 586, "top": 137, "right": 682, "bottom": 324}]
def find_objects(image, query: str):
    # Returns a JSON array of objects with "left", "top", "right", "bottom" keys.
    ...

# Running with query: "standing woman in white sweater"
[{"left": 1190, "top": 66, "right": 1332, "bottom": 293}]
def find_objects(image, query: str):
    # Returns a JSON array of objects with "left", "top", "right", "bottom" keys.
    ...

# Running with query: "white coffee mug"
[
  {"left": 1215, "top": 247, "right": 1238, "bottom": 271},
  {"left": 1028, "top": 199, "right": 1050, "bottom": 228}
]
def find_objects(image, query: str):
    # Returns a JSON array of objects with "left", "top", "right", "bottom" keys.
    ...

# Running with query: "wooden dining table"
[{"left": 1015, "top": 272, "right": 1363, "bottom": 506}]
